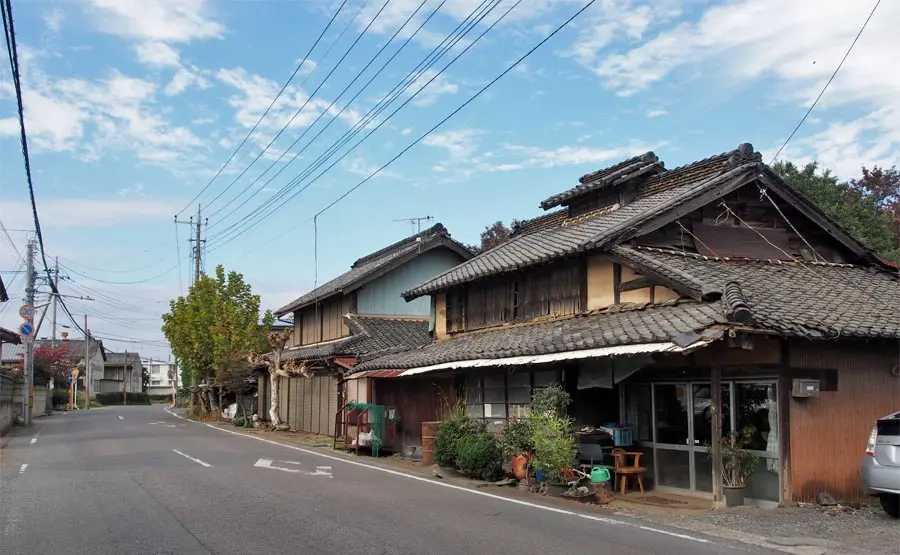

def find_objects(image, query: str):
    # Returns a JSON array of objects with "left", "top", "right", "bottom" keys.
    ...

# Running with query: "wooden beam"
[
  {"left": 711, "top": 366, "right": 724, "bottom": 506},
  {"left": 613, "top": 263, "right": 622, "bottom": 304},
  {"left": 618, "top": 276, "right": 655, "bottom": 292}
]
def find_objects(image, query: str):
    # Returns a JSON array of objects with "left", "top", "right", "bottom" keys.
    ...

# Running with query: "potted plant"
[
  {"left": 500, "top": 418, "right": 534, "bottom": 480},
  {"left": 529, "top": 386, "right": 575, "bottom": 496},
  {"left": 711, "top": 425, "right": 759, "bottom": 507}
]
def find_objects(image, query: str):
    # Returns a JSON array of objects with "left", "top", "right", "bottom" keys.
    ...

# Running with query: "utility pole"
[
  {"left": 194, "top": 204, "right": 202, "bottom": 283},
  {"left": 51, "top": 256, "right": 58, "bottom": 346},
  {"left": 84, "top": 315, "right": 90, "bottom": 410},
  {"left": 23, "top": 239, "right": 35, "bottom": 425},
  {"left": 123, "top": 349, "right": 128, "bottom": 405}
]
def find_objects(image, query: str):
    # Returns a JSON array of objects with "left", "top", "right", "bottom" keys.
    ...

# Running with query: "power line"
[
  {"left": 206, "top": 0, "right": 434, "bottom": 224},
  {"left": 769, "top": 0, "right": 882, "bottom": 164},
  {"left": 56, "top": 253, "right": 173, "bottom": 274},
  {"left": 3, "top": 0, "right": 86, "bottom": 339},
  {"left": 207, "top": 0, "right": 503, "bottom": 252},
  {"left": 207, "top": 0, "right": 497, "bottom": 246},
  {"left": 175, "top": 0, "right": 351, "bottom": 216},
  {"left": 57, "top": 259, "right": 186, "bottom": 285}
]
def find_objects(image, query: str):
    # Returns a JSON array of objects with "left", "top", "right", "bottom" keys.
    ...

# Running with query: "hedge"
[{"left": 94, "top": 391, "right": 151, "bottom": 406}]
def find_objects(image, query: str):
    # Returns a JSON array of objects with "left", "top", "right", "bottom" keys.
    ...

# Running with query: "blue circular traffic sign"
[{"left": 18, "top": 322, "right": 34, "bottom": 336}]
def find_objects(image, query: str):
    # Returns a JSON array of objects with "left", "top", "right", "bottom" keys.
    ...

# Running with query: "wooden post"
[{"left": 711, "top": 366, "right": 724, "bottom": 506}]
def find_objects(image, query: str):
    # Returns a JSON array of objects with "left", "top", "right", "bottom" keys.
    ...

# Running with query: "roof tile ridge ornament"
[{"left": 722, "top": 281, "right": 755, "bottom": 325}]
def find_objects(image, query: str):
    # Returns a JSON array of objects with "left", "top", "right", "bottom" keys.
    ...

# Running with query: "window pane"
[
  {"left": 691, "top": 383, "right": 730, "bottom": 447},
  {"left": 508, "top": 404, "right": 530, "bottom": 419},
  {"left": 507, "top": 371, "right": 530, "bottom": 388},
  {"left": 745, "top": 457, "right": 780, "bottom": 502},
  {"left": 508, "top": 387, "right": 530, "bottom": 403},
  {"left": 735, "top": 383, "right": 777, "bottom": 452},
  {"left": 485, "top": 403, "right": 507, "bottom": 418},
  {"left": 466, "top": 404, "right": 484, "bottom": 418},
  {"left": 533, "top": 371, "right": 557, "bottom": 387},
  {"left": 465, "top": 386, "right": 483, "bottom": 404},
  {"left": 484, "top": 374, "right": 504, "bottom": 389},
  {"left": 484, "top": 388, "right": 505, "bottom": 403},
  {"left": 654, "top": 384, "right": 689, "bottom": 445}
]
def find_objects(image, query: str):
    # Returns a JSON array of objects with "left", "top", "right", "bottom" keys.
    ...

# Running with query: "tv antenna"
[{"left": 393, "top": 215, "right": 433, "bottom": 235}]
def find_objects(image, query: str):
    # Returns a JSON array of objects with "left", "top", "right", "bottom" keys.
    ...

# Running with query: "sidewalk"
[{"left": 195, "top": 416, "right": 898, "bottom": 555}]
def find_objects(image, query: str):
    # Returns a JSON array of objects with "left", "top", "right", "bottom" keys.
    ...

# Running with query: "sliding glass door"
[{"left": 647, "top": 380, "right": 779, "bottom": 502}]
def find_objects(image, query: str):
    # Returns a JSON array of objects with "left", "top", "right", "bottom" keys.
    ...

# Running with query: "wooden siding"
[
  {"left": 446, "top": 260, "right": 587, "bottom": 332},
  {"left": 277, "top": 374, "right": 339, "bottom": 436},
  {"left": 788, "top": 341, "right": 900, "bottom": 502},
  {"left": 294, "top": 295, "right": 348, "bottom": 346},
  {"left": 373, "top": 377, "right": 457, "bottom": 450},
  {"left": 356, "top": 247, "right": 465, "bottom": 316}
]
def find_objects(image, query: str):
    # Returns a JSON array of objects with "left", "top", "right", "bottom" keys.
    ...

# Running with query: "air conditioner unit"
[{"left": 791, "top": 379, "right": 820, "bottom": 398}]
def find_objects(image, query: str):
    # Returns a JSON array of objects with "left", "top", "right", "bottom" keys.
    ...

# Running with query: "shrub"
[
  {"left": 531, "top": 385, "right": 571, "bottom": 417},
  {"left": 434, "top": 414, "right": 482, "bottom": 467},
  {"left": 233, "top": 416, "right": 246, "bottom": 427},
  {"left": 456, "top": 431, "right": 504, "bottom": 481},
  {"left": 530, "top": 413, "right": 576, "bottom": 485},
  {"left": 52, "top": 388, "right": 70, "bottom": 406},
  {"left": 500, "top": 417, "right": 534, "bottom": 458}
]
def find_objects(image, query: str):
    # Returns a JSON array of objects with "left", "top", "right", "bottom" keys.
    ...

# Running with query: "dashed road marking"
[
  {"left": 117, "top": 415, "right": 124, "bottom": 420},
  {"left": 29, "top": 438, "right": 37, "bottom": 445},
  {"left": 19, "top": 464, "right": 27, "bottom": 474},
  {"left": 172, "top": 449, "right": 212, "bottom": 467}
]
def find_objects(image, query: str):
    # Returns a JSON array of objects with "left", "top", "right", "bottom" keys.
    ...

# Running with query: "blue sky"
[{"left": 1, "top": 0, "right": 897, "bottom": 359}]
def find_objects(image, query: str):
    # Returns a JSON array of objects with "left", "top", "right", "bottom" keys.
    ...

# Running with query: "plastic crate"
[{"left": 611, "top": 426, "right": 633, "bottom": 447}]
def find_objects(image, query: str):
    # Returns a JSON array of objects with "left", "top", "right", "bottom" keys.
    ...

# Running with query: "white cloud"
[
  {"left": 87, "top": 0, "right": 223, "bottom": 43},
  {"left": 215, "top": 66, "right": 362, "bottom": 154},
  {"left": 400, "top": 127, "right": 413, "bottom": 136},
  {"left": 43, "top": 8, "right": 65, "bottom": 33},
  {"left": 646, "top": 108, "right": 667, "bottom": 118},
  {"left": 496, "top": 141, "right": 664, "bottom": 171},
  {"left": 0, "top": 51, "right": 205, "bottom": 165},
  {"left": 423, "top": 128, "right": 484, "bottom": 159},
  {"left": 163, "top": 66, "right": 211, "bottom": 96},
  {"left": 136, "top": 41, "right": 181, "bottom": 67},
  {"left": 0, "top": 196, "right": 184, "bottom": 229},
  {"left": 410, "top": 70, "right": 459, "bottom": 107},
  {"left": 573, "top": 0, "right": 900, "bottom": 173}
]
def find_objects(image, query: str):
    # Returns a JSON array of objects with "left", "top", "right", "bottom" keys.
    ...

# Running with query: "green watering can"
[{"left": 590, "top": 466, "right": 611, "bottom": 483}]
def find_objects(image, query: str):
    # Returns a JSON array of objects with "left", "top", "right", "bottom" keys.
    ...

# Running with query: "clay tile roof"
[
  {"left": 611, "top": 246, "right": 900, "bottom": 340},
  {"left": 275, "top": 223, "right": 473, "bottom": 316},
  {"left": 403, "top": 144, "right": 764, "bottom": 300},
  {"left": 353, "top": 301, "right": 726, "bottom": 372}
]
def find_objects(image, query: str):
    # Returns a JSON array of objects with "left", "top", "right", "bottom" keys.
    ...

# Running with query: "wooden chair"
[{"left": 611, "top": 447, "right": 647, "bottom": 494}]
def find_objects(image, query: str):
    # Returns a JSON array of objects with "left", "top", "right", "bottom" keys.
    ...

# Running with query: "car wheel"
[{"left": 880, "top": 494, "right": 900, "bottom": 518}]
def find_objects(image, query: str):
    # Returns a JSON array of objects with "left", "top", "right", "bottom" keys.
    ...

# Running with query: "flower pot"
[
  {"left": 724, "top": 486, "right": 745, "bottom": 507},
  {"left": 512, "top": 455, "right": 528, "bottom": 480}
]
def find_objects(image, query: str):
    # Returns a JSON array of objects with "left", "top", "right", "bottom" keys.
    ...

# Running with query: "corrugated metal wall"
[
  {"left": 277, "top": 374, "right": 338, "bottom": 436},
  {"left": 788, "top": 341, "right": 900, "bottom": 502},
  {"left": 356, "top": 248, "right": 464, "bottom": 316}
]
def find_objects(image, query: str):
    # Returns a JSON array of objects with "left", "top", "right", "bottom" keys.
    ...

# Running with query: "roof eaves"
[
  {"left": 587, "top": 162, "right": 762, "bottom": 251},
  {"left": 757, "top": 168, "right": 879, "bottom": 263}
]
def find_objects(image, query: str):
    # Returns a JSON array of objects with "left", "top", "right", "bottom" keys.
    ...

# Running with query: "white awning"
[{"left": 384, "top": 339, "right": 715, "bottom": 378}]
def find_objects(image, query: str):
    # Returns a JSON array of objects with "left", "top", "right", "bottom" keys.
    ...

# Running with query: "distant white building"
[{"left": 143, "top": 359, "right": 178, "bottom": 396}]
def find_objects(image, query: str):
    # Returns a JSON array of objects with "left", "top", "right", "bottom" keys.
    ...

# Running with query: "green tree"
[
  {"left": 162, "top": 265, "right": 273, "bottom": 413},
  {"left": 774, "top": 161, "right": 900, "bottom": 263}
]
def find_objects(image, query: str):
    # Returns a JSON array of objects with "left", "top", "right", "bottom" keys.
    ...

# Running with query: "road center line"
[
  {"left": 117, "top": 415, "right": 124, "bottom": 420},
  {"left": 172, "top": 449, "right": 212, "bottom": 467},
  {"left": 29, "top": 438, "right": 37, "bottom": 445},
  {"left": 165, "top": 408, "right": 713, "bottom": 546},
  {"left": 19, "top": 464, "right": 27, "bottom": 473}
]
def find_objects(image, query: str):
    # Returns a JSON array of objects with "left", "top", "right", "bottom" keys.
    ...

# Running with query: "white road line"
[
  {"left": 29, "top": 438, "right": 37, "bottom": 445},
  {"left": 172, "top": 449, "right": 212, "bottom": 467},
  {"left": 19, "top": 464, "right": 27, "bottom": 473},
  {"left": 164, "top": 408, "right": 712, "bottom": 545},
  {"left": 118, "top": 415, "right": 124, "bottom": 420}
]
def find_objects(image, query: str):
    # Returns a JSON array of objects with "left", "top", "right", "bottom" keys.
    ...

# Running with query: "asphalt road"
[{"left": 1, "top": 406, "right": 787, "bottom": 555}]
